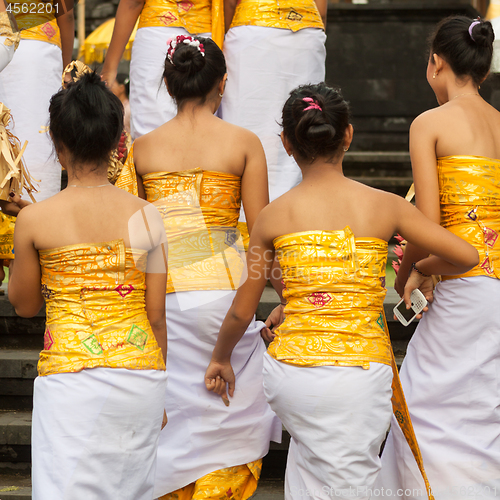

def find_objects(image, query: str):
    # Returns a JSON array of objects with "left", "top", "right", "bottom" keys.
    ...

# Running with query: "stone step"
[{"left": 0, "top": 475, "right": 285, "bottom": 500}]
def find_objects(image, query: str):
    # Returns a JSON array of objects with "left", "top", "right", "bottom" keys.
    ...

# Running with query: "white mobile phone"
[{"left": 393, "top": 289, "right": 428, "bottom": 326}]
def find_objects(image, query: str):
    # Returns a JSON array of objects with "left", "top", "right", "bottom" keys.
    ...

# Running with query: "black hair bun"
[
  {"left": 281, "top": 83, "right": 350, "bottom": 161},
  {"left": 172, "top": 43, "right": 206, "bottom": 74},
  {"left": 471, "top": 20, "right": 495, "bottom": 48},
  {"left": 49, "top": 70, "right": 124, "bottom": 166}
]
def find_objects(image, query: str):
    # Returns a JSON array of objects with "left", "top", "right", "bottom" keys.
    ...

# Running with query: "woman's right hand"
[
  {"left": 205, "top": 360, "right": 235, "bottom": 406},
  {"left": 161, "top": 410, "right": 168, "bottom": 430},
  {"left": 261, "top": 304, "right": 285, "bottom": 342}
]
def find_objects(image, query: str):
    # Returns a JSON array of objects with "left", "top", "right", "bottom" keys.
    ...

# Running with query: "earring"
[
  {"left": 343, "top": 147, "right": 349, "bottom": 152},
  {"left": 219, "top": 93, "right": 224, "bottom": 98},
  {"left": 433, "top": 72, "right": 437, "bottom": 79}
]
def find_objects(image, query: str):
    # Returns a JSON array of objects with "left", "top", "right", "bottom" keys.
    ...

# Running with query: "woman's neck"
[
  {"left": 65, "top": 165, "right": 110, "bottom": 187},
  {"left": 297, "top": 156, "right": 345, "bottom": 183}
]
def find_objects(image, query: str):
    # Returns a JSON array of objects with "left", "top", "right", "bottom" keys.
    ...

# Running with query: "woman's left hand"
[
  {"left": 0, "top": 192, "right": 32, "bottom": 217},
  {"left": 161, "top": 410, "right": 168, "bottom": 430},
  {"left": 402, "top": 269, "right": 430, "bottom": 320},
  {"left": 205, "top": 360, "right": 235, "bottom": 406}
]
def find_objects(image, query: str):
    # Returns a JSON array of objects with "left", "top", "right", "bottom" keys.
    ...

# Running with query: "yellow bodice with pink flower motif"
[
  {"left": 37, "top": 240, "right": 166, "bottom": 377},
  {"left": 267, "top": 228, "right": 392, "bottom": 368},
  {"left": 138, "top": 0, "right": 211, "bottom": 34},
  {"left": 142, "top": 168, "right": 245, "bottom": 293},
  {"left": 230, "top": 0, "right": 324, "bottom": 32},
  {"left": 6, "top": 0, "right": 61, "bottom": 46},
  {"left": 438, "top": 156, "right": 500, "bottom": 280}
]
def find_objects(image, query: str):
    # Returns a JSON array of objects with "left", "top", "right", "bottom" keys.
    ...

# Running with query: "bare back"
[
  {"left": 23, "top": 186, "right": 163, "bottom": 252},
  {"left": 258, "top": 167, "right": 402, "bottom": 245},
  {"left": 133, "top": 113, "right": 261, "bottom": 177},
  {"left": 432, "top": 98, "right": 500, "bottom": 159}
]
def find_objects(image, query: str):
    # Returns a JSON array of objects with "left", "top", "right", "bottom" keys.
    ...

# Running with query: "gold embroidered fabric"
[
  {"left": 6, "top": 1, "right": 61, "bottom": 47},
  {"left": 142, "top": 167, "right": 244, "bottom": 293},
  {"left": 138, "top": 0, "right": 211, "bottom": 34},
  {"left": 115, "top": 144, "right": 139, "bottom": 196},
  {"left": 267, "top": 228, "right": 392, "bottom": 368},
  {"left": 0, "top": 212, "right": 15, "bottom": 259},
  {"left": 437, "top": 156, "right": 500, "bottom": 280},
  {"left": 38, "top": 239, "right": 166, "bottom": 377},
  {"left": 230, "top": 0, "right": 324, "bottom": 32},
  {"left": 159, "top": 460, "right": 261, "bottom": 500},
  {"left": 0, "top": 11, "right": 20, "bottom": 49},
  {"left": 267, "top": 228, "right": 435, "bottom": 499}
]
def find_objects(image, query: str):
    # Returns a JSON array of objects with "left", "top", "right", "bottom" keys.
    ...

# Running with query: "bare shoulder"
[
  {"left": 219, "top": 119, "right": 263, "bottom": 150},
  {"left": 252, "top": 196, "right": 289, "bottom": 244},
  {"left": 410, "top": 107, "right": 443, "bottom": 133}
]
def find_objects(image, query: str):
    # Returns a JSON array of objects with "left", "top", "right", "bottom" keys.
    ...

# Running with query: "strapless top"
[
  {"left": 38, "top": 239, "right": 165, "bottom": 376},
  {"left": 437, "top": 155, "right": 500, "bottom": 280},
  {"left": 138, "top": 0, "right": 212, "bottom": 34},
  {"left": 143, "top": 168, "right": 245, "bottom": 293},
  {"left": 267, "top": 227, "right": 392, "bottom": 368},
  {"left": 231, "top": 0, "right": 324, "bottom": 31},
  {"left": 6, "top": 0, "right": 61, "bottom": 47}
]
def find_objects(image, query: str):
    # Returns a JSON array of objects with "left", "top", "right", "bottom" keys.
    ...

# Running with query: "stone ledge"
[{"left": 0, "top": 413, "right": 31, "bottom": 447}]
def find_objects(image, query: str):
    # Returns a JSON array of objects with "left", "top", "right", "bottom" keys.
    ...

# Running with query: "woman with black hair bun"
[
  {"left": 8, "top": 71, "right": 169, "bottom": 500},
  {"left": 205, "top": 82, "right": 479, "bottom": 499},
  {"left": 115, "top": 35, "right": 281, "bottom": 500},
  {"left": 376, "top": 16, "right": 500, "bottom": 499}
]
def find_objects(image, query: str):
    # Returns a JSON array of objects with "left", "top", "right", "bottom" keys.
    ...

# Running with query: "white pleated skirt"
[
  {"left": 263, "top": 352, "right": 393, "bottom": 500},
  {"left": 153, "top": 290, "right": 282, "bottom": 498},
  {"left": 376, "top": 276, "right": 500, "bottom": 499},
  {"left": 221, "top": 25, "right": 326, "bottom": 205},
  {"left": 32, "top": 367, "right": 168, "bottom": 500}
]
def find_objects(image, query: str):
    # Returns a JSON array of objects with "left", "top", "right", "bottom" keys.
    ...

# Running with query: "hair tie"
[
  {"left": 468, "top": 19, "right": 481, "bottom": 42},
  {"left": 302, "top": 97, "right": 322, "bottom": 112},
  {"left": 166, "top": 35, "right": 205, "bottom": 65}
]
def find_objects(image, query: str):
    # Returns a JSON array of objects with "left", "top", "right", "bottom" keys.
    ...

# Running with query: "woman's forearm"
[
  {"left": 102, "top": 0, "right": 144, "bottom": 81},
  {"left": 57, "top": 10, "right": 75, "bottom": 69}
]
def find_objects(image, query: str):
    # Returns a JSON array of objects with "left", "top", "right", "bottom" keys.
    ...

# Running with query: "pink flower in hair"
[
  {"left": 166, "top": 35, "right": 205, "bottom": 65},
  {"left": 302, "top": 97, "right": 322, "bottom": 112}
]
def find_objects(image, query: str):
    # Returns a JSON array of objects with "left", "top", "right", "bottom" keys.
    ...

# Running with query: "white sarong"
[
  {"left": 153, "top": 290, "right": 282, "bottom": 497},
  {"left": 376, "top": 276, "right": 500, "bottom": 499},
  {"left": 221, "top": 26, "right": 326, "bottom": 205},
  {"left": 0, "top": 39, "right": 62, "bottom": 201},
  {"left": 129, "top": 27, "right": 210, "bottom": 139},
  {"left": 263, "top": 352, "right": 393, "bottom": 500},
  {"left": 32, "top": 367, "right": 168, "bottom": 500},
  {"left": 0, "top": 36, "right": 16, "bottom": 72}
]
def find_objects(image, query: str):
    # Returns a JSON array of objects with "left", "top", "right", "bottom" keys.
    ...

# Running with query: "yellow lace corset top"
[
  {"left": 38, "top": 240, "right": 166, "bottom": 377},
  {"left": 6, "top": 0, "right": 61, "bottom": 46},
  {"left": 438, "top": 156, "right": 500, "bottom": 280},
  {"left": 230, "top": 0, "right": 324, "bottom": 32},
  {"left": 143, "top": 168, "right": 245, "bottom": 293},
  {"left": 267, "top": 228, "right": 392, "bottom": 368},
  {"left": 138, "top": 0, "right": 211, "bottom": 34}
]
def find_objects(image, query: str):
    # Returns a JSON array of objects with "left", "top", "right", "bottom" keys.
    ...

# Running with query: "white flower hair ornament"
[{"left": 166, "top": 35, "right": 205, "bottom": 65}]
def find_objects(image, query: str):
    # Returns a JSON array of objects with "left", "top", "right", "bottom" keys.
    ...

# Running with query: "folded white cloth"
[
  {"left": 263, "top": 352, "right": 392, "bottom": 500},
  {"left": 154, "top": 290, "right": 282, "bottom": 497},
  {"left": 376, "top": 276, "right": 500, "bottom": 499},
  {"left": 32, "top": 367, "right": 168, "bottom": 500},
  {"left": 221, "top": 25, "right": 326, "bottom": 206},
  {"left": 0, "top": 39, "right": 62, "bottom": 201}
]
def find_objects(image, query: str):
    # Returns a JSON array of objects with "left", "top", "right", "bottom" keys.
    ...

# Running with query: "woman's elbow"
[{"left": 13, "top": 299, "right": 44, "bottom": 318}]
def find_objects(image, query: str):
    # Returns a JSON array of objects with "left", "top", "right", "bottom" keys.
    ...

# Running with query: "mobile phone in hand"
[{"left": 393, "top": 289, "right": 428, "bottom": 326}]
